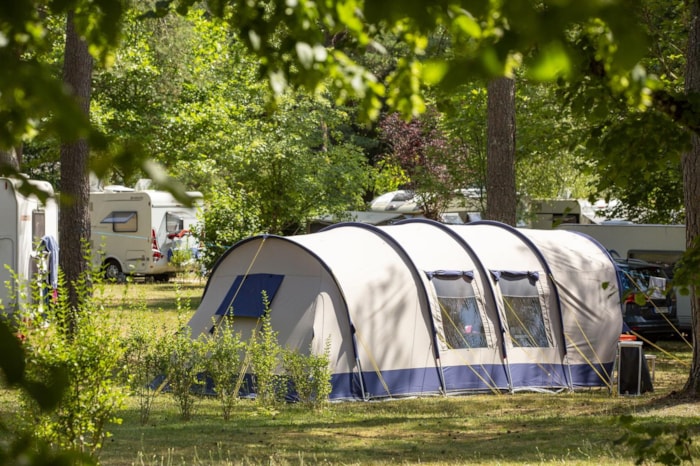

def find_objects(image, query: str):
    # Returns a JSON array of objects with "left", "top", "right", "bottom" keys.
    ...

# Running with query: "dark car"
[{"left": 615, "top": 258, "right": 678, "bottom": 342}]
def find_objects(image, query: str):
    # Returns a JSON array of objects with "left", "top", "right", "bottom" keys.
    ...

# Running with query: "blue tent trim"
[{"left": 214, "top": 273, "right": 284, "bottom": 318}]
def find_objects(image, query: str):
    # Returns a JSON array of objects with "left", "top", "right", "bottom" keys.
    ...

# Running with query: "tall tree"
[
  {"left": 682, "top": 0, "right": 700, "bottom": 396},
  {"left": 60, "top": 11, "right": 93, "bottom": 323},
  {"left": 0, "top": 148, "right": 20, "bottom": 172},
  {"left": 486, "top": 77, "right": 517, "bottom": 225}
]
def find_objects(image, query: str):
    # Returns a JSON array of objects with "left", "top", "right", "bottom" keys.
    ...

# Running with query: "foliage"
[
  {"left": 121, "top": 311, "right": 171, "bottom": 425},
  {"left": 0, "top": 319, "right": 98, "bottom": 465},
  {"left": 218, "top": 90, "right": 371, "bottom": 235},
  {"left": 615, "top": 415, "right": 694, "bottom": 465},
  {"left": 91, "top": 8, "right": 372, "bottom": 238},
  {"left": 557, "top": 0, "right": 692, "bottom": 222},
  {"left": 247, "top": 294, "right": 284, "bottom": 409},
  {"left": 0, "top": 0, "right": 121, "bottom": 154},
  {"left": 282, "top": 339, "right": 333, "bottom": 409},
  {"left": 194, "top": 185, "right": 263, "bottom": 273},
  {"left": 378, "top": 107, "right": 465, "bottom": 220},
  {"left": 16, "top": 272, "right": 127, "bottom": 457},
  {"left": 161, "top": 324, "right": 206, "bottom": 421},
  {"left": 671, "top": 236, "right": 700, "bottom": 293},
  {"left": 203, "top": 317, "right": 246, "bottom": 420},
  {"left": 168, "top": 243, "right": 202, "bottom": 278}
]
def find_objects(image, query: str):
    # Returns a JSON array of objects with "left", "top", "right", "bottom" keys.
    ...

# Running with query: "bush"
[
  {"left": 161, "top": 324, "right": 207, "bottom": 421},
  {"left": 204, "top": 317, "right": 246, "bottom": 420},
  {"left": 17, "top": 272, "right": 127, "bottom": 457},
  {"left": 282, "top": 338, "right": 332, "bottom": 408},
  {"left": 121, "top": 318, "right": 171, "bottom": 425},
  {"left": 247, "top": 294, "right": 285, "bottom": 408}
]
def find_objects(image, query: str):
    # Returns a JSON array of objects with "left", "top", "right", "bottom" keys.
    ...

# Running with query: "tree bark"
[
  {"left": 486, "top": 77, "right": 517, "bottom": 225},
  {"left": 60, "top": 11, "right": 93, "bottom": 330},
  {"left": 683, "top": 0, "right": 700, "bottom": 397},
  {"left": 0, "top": 147, "right": 21, "bottom": 172}
]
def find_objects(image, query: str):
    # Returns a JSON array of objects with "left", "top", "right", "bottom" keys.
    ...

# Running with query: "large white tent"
[{"left": 188, "top": 220, "right": 623, "bottom": 401}]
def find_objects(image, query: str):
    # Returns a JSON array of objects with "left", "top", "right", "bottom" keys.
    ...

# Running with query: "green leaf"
[
  {"left": 527, "top": 41, "right": 572, "bottom": 81},
  {"left": 453, "top": 14, "right": 482, "bottom": 39},
  {"left": 421, "top": 60, "right": 449, "bottom": 85}
]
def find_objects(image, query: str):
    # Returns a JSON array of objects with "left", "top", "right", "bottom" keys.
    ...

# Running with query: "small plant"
[
  {"left": 17, "top": 270, "right": 127, "bottom": 457},
  {"left": 247, "top": 292, "right": 285, "bottom": 408},
  {"left": 282, "top": 338, "right": 333, "bottom": 408},
  {"left": 614, "top": 415, "right": 694, "bottom": 465},
  {"left": 169, "top": 242, "right": 203, "bottom": 279},
  {"left": 204, "top": 316, "right": 246, "bottom": 420},
  {"left": 162, "top": 325, "right": 207, "bottom": 421},
  {"left": 121, "top": 317, "right": 170, "bottom": 425}
]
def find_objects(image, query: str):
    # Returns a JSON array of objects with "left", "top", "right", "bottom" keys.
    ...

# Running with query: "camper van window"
[
  {"left": 430, "top": 275, "right": 487, "bottom": 349},
  {"left": 32, "top": 210, "right": 45, "bottom": 245},
  {"left": 499, "top": 277, "right": 550, "bottom": 348},
  {"left": 101, "top": 211, "right": 138, "bottom": 233},
  {"left": 165, "top": 212, "right": 185, "bottom": 233}
]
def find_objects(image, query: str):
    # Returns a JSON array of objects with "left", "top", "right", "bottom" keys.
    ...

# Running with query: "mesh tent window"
[
  {"left": 426, "top": 270, "right": 488, "bottom": 349},
  {"left": 492, "top": 270, "right": 550, "bottom": 348}
]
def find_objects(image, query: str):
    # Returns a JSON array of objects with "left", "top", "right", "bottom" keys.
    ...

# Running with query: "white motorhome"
[
  {"left": 526, "top": 198, "right": 607, "bottom": 229},
  {"left": 0, "top": 177, "right": 58, "bottom": 312},
  {"left": 555, "top": 223, "right": 690, "bottom": 332},
  {"left": 89, "top": 187, "right": 203, "bottom": 282}
]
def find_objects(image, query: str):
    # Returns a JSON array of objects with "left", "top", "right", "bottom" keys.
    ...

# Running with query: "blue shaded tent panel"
[{"left": 215, "top": 273, "right": 284, "bottom": 317}]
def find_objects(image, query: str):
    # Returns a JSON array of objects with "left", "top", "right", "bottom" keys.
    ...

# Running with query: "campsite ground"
[{"left": 2, "top": 280, "right": 699, "bottom": 465}]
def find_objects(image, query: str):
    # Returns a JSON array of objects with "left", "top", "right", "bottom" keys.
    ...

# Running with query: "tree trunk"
[
  {"left": 60, "top": 11, "right": 93, "bottom": 331},
  {"left": 683, "top": 0, "right": 700, "bottom": 397},
  {"left": 0, "top": 147, "right": 21, "bottom": 172},
  {"left": 486, "top": 77, "right": 517, "bottom": 225}
]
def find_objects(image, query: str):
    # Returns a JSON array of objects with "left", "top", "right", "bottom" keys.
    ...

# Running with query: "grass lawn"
[{"left": 3, "top": 280, "right": 699, "bottom": 465}]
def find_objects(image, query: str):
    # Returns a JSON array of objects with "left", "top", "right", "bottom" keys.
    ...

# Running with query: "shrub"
[
  {"left": 615, "top": 415, "right": 694, "bottom": 465},
  {"left": 161, "top": 324, "right": 207, "bottom": 421},
  {"left": 121, "top": 318, "right": 171, "bottom": 425},
  {"left": 204, "top": 316, "right": 246, "bottom": 420},
  {"left": 247, "top": 293, "right": 285, "bottom": 408},
  {"left": 282, "top": 338, "right": 332, "bottom": 408},
  {"left": 17, "top": 272, "right": 127, "bottom": 457}
]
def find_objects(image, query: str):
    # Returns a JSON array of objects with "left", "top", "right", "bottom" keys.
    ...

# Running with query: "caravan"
[
  {"left": 0, "top": 177, "right": 58, "bottom": 312},
  {"left": 89, "top": 187, "right": 203, "bottom": 282}
]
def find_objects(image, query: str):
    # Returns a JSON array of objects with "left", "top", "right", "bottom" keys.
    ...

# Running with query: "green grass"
[
  {"left": 98, "top": 380, "right": 700, "bottom": 465},
  {"left": 3, "top": 281, "right": 700, "bottom": 465}
]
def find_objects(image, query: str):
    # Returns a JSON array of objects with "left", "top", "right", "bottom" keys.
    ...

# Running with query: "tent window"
[
  {"left": 428, "top": 271, "right": 487, "bottom": 349},
  {"left": 101, "top": 211, "right": 138, "bottom": 232},
  {"left": 498, "top": 274, "right": 550, "bottom": 348},
  {"left": 214, "top": 273, "right": 284, "bottom": 318}
]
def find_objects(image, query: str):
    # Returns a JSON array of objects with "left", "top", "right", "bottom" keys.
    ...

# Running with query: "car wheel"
[
  {"left": 104, "top": 260, "right": 126, "bottom": 283},
  {"left": 153, "top": 273, "right": 170, "bottom": 283}
]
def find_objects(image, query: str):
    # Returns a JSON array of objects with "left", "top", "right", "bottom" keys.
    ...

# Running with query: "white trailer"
[
  {"left": 526, "top": 199, "right": 604, "bottom": 229},
  {"left": 555, "top": 223, "right": 690, "bottom": 331},
  {"left": 0, "top": 177, "right": 58, "bottom": 312},
  {"left": 89, "top": 187, "right": 203, "bottom": 282}
]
